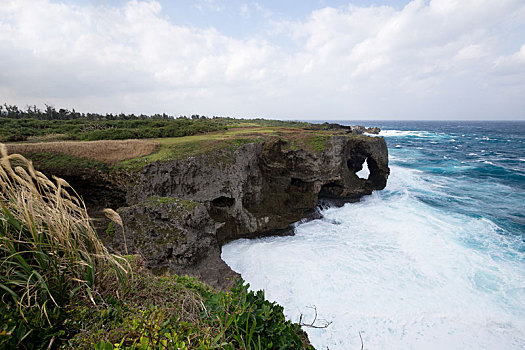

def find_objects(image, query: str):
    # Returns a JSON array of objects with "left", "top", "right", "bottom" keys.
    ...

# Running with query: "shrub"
[
  {"left": 106, "top": 221, "right": 116, "bottom": 237},
  {"left": 66, "top": 263, "right": 314, "bottom": 349},
  {"left": 203, "top": 280, "right": 312, "bottom": 349}
]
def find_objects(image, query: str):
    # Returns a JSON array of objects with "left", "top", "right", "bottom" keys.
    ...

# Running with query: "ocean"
[{"left": 221, "top": 121, "right": 525, "bottom": 349}]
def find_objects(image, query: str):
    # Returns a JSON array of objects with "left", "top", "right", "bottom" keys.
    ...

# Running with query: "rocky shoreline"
[{"left": 112, "top": 133, "right": 388, "bottom": 288}]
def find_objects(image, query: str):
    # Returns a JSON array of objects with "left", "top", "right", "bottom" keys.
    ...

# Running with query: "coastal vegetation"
[
  {"left": 5, "top": 127, "right": 366, "bottom": 180},
  {"left": 0, "top": 145, "right": 129, "bottom": 348},
  {"left": 0, "top": 104, "right": 309, "bottom": 143},
  {"left": 5, "top": 127, "right": 364, "bottom": 176},
  {"left": 0, "top": 146, "right": 313, "bottom": 349},
  {"left": 2, "top": 103, "right": 375, "bottom": 177}
]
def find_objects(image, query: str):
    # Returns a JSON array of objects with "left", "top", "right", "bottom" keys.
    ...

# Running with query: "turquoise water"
[{"left": 222, "top": 121, "right": 525, "bottom": 349}]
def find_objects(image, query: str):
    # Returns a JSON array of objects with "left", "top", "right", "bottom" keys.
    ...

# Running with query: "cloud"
[
  {"left": 240, "top": 3, "right": 250, "bottom": 19},
  {"left": 0, "top": 0, "right": 524, "bottom": 119},
  {"left": 193, "top": 0, "right": 222, "bottom": 13}
]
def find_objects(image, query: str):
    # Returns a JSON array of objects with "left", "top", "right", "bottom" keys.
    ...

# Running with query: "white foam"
[
  {"left": 380, "top": 130, "right": 430, "bottom": 138},
  {"left": 379, "top": 129, "right": 449, "bottom": 139},
  {"left": 222, "top": 166, "right": 525, "bottom": 349}
]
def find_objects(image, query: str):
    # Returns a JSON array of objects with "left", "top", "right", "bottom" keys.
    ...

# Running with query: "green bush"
[
  {"left": 203, "top": 280, "right": 312, "bottom": 350},
  {"left": 0, "top": 103, "right": 310, "bottom": 143},
  {"left": 106, "top": 222, "right": 116, "bottom": 237}
]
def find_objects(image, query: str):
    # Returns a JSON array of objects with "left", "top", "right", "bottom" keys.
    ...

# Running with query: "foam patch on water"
[
  {"left": 379, "top": 130, "right": 449, "bottom": 139},
  {"left": 222, "top": 166, "right": 525, "bottom": 349}
]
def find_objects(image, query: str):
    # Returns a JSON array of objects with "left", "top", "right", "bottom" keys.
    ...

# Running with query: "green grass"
[
  {"left": 310, "top": 135, "right": 328, "bottom": 152},
  {"left": 116, "top": 126, "right": 356, "bottom": 171},
  {"left": 19, "top": 151, "right": 111, "bottom": 173},
  {"left": 115, "top": 127, "right": 278, "bottom": 170}
]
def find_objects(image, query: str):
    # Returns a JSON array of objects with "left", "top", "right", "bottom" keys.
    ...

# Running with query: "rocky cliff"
[
  {"left": 119, "top": 134, "right": 389, "bottom": 288},
  {"left": 10, "top": 131, "right": 389, "bottom": 289}
]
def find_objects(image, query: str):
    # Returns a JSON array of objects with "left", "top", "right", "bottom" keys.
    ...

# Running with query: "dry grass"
[
  {"left": 6, "top": 139, "right": 159, "bottom": 164},
  {"left": 0, "top": 143, "right": 130, "bottom": 327},
  {"left": 6, "top": 127, "right": 359, "bottom": 172}
]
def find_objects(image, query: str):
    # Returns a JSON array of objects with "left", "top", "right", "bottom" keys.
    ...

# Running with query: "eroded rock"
[
  {"left": 117, "top": 196, "right": 239, "bottom": 289},
  {"left": 128, "top": 134, "right": 389, "bottom": 249}
]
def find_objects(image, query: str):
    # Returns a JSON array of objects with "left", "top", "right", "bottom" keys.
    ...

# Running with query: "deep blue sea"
[{"left": 222, "top": 121, "right": 525, "bottom": 349}]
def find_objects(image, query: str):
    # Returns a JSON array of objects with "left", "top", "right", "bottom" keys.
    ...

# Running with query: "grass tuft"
[{"left": 0, "top": 143, "right": 130, "bottom": 348}]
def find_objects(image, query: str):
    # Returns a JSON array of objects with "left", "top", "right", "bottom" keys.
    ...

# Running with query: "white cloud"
[
  {"left": 193, "top": 0, "right": 222, "bottom": 13},
  {"left": 456, "top": 44, "right": 489, "bottom": 60},
  {"left": 240, "top": 3, "right": 250, "bottom": 19},
  {"left": 0, "top": 0, "right": 524, "bottom": 119}
]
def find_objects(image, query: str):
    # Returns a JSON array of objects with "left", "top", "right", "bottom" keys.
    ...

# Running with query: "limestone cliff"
[
  {"left": 116, "top": 197, "right": 240, "bottom": 288},
  {"left": 119, "top": 134, "right": 389, "bottom": 288},
  {"left": 128, "top": 135, "right": 388, "bottom": 243}
]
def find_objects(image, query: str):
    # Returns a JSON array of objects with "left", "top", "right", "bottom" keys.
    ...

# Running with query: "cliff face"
[
  {"left": 117, "top": 197, "right": 240, "bottom": 288},
  {"left": 117, "top": 135, "right": 389, "bottom": 288},
  {"left": 128, "top": 135, "right": 388, "bottom": 245}
]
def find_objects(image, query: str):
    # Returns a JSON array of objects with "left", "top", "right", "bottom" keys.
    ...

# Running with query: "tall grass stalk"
[{"left": 0, "top": 143, "right": 130, "bottom": 329}]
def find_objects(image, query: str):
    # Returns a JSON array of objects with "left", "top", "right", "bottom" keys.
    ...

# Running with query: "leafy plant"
[
  {"left": 106, "top": 221, "right": 116, "bottom": 237},
  {"left": 310, "top": 135, "right": 327, "bottom": 152},
  {"left": 203, "top": 280, "right": 313, "bottom": 349}
]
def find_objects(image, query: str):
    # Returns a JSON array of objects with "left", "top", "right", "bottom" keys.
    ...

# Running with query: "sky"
[{"left": 1, "top": 0, "right": 524, "bottom": 120}]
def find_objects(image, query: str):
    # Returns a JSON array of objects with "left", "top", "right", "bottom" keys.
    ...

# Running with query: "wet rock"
[{"left": 351, "top": 125, "right": 381, "bottom": 134}]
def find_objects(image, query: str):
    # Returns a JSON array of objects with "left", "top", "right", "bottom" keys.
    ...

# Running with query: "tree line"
[
  {"left": 0, "top": 103, "right": 213, "bottom": 121},
  {"left": 0, "top": 103, "right": 310, "bottom": 142},
  {"left": 0, "top": 103, "right": 230, "bottom": 142}
]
